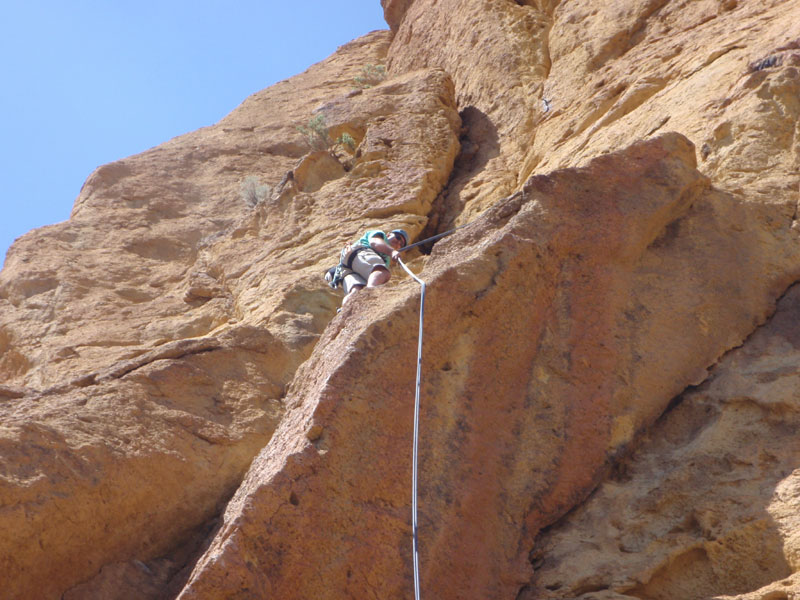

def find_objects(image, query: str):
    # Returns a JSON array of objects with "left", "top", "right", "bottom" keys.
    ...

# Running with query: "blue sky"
[{"left": 0, "top": 1, "right": 388, "bottom": 266}]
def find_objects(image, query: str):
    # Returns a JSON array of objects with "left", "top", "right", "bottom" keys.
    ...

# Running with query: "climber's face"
[{"left": 388, "top": 233, "right": 404, "bottom": 250}]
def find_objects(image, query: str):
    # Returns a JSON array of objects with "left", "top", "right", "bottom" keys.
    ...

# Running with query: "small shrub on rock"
[
  {"left": 297, "top": 114, "right": 332, "bottom": 152},
  {"left": 336, "top": 132, "right": 356, "bottom": 152},
  {"left": 240, "top": 176, "right": 272, "bottom": 208},
  {"left": 353, "top": 64, "right": 386, "bottom": 89}
]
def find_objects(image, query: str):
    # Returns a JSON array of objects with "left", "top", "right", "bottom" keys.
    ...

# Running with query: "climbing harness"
[
  {"left": 340, "top": 244, "right": 370, "bottom": 269},
  {"left": 326, "top": 225, "right": 465, "bottom": 290},
  {"left": 325, "top": 232, "right": 401, "bottom": 290},
  {"left": 325, "top": 245, "right": 374, "bottom": 290},
  {"left": 325, "top": 265, "right": 343, "bottom": 289},
  {"left": 397, "top": 256, "right": 425, "bottom": 600}
]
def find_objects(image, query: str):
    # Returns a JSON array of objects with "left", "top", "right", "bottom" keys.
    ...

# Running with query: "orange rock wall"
[{"left": 1, "top": 0, "right": 799, "bottom": 598}]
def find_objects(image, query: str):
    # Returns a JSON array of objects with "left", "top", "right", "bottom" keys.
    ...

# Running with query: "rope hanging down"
[{"left": 397, "top": 257, "right": 425, "bottom": 600}]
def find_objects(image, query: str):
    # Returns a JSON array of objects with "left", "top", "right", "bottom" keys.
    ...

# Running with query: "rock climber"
[{"left": 326, "top": 228, "right": 409, "bottom": 304}]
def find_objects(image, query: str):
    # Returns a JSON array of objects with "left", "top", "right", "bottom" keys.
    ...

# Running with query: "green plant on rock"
[
  {"left": 240, "top": 176, "right": 272, "bottom": 208},
  {"left": 336, "top": 132, "right": 356, "bottom": 152},
  {"left": 353, "top": 64, "right": 386, "bottom": 89},
  {"left": 297, "top": 114, "right": 332, "bottom": 152}
]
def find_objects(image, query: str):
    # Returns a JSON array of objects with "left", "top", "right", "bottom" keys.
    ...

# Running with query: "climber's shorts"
[
  {"left": 350, "top": 250, "right": 387, "bottom": 281},
  {"left": 342, "top": 271, "right": 367, "bottom": 294}
]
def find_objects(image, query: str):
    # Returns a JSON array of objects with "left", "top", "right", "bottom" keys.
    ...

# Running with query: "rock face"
[
  {"left": 524, "top": 284, "right": 800, "bottom": 600},
  {"left": 175, "top": 130, "right": 800, "bottom": 600},
  {"left": 1, "top": 1, "right": 799, "bottom": 599},
  {"left": 0, "top": 30, "right": 459, "bottom": 599}
]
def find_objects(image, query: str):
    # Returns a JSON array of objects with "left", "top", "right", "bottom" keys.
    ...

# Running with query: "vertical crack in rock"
[
  {"left": 62, "top": 516, "right": 222, "bottom": 600},
  {"left": 387, "top": 0, "right": 559, "bottom": 220}
]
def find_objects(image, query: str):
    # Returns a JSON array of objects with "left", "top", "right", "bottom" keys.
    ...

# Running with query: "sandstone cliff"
[{"left": 1, "top": 1, "right": 799, "bottom": 599}]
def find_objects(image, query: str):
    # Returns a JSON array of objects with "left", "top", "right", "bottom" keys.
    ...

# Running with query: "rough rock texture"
[
  {"left": 386, "top": 0, "right": 556, "bottom": 223},
  {"left": 0, "top": 31, "right": 459, "bottom": 599},
  {"left": 385, "top": 0, "right": 800, "bottom": 234},
  {"left": 2, "top": 0, "right": 800, "bottom": 598},
  {"left": 176, "top": 132, "right": 799, "bottom": 600},
  {"left": 523, "top": 283, "right": 800, "bottom": 600}
]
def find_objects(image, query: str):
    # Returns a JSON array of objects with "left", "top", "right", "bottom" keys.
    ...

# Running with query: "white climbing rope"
[{"left": 397, "top": 256, "right": 425, "bottom": 600}]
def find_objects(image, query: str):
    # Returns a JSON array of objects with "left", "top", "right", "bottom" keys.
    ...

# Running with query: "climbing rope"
[
  {"left": 397, "top": 256, "right": 425, "bottom": 600},
  {"left": 398, "top": 223, "right": 466, "bottom": 254}
]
